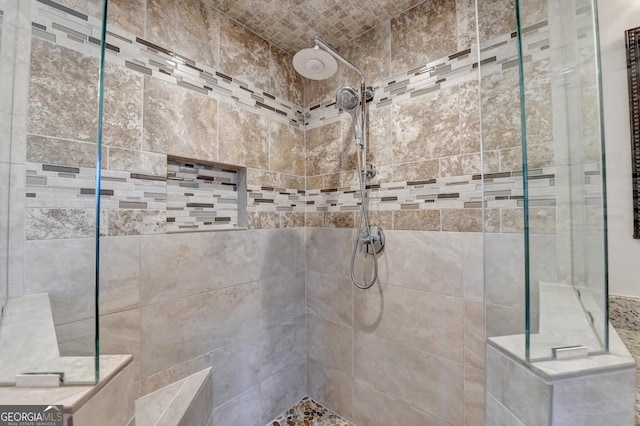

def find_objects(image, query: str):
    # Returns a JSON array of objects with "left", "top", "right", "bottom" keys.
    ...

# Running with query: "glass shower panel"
[
  {"left": 519, "top": 0, "right": 608, "bottom": 360},
  {"left": 481, "top": 0, "right": 608, "bottom": 361},
  {"left": 0, "top": 0, "right": 107, "bottom": 385}
]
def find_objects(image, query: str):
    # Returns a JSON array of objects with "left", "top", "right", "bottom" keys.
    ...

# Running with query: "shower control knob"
[{"left": 366, "top": 165, "right": 377, "bottom": 179}]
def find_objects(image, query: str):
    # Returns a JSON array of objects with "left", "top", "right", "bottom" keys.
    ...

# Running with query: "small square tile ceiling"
[{"left": 209, "top": 0, "right": 426, "bottom": 53}]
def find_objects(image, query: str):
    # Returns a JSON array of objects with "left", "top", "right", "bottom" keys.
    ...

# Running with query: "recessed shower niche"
[{"left": 166, "top": 157, "right": 247, "bottom": 232}]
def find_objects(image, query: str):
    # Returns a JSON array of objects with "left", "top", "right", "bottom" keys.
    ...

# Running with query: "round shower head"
[
  {"left": 292, "top": 47, "right": 338, "bottom": 80},
  {"left": 336, "top": 86, "right": 359, "bottom": 112}
]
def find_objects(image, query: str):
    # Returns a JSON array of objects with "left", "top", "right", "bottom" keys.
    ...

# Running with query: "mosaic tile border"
[
  {"left": 303, "top": 19, "right": 553, "bottom": 130},
  {"left": 267, "top": 397, "right": 354, "bottom": 426},
  {"left": 29, "top": 0, "right": 305, "bottom": 128},
  {"left": 166, "top": 159, "right": 243, "bottom": 232}
]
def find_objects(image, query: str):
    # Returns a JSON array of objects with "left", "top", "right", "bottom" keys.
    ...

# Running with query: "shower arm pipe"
[{"left": 313, "top": 37, "right": 369, "bottom": 175}]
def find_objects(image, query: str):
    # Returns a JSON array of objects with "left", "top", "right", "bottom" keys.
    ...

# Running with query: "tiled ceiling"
[{"left": 209, "top": 0, "right": 426, "bottom": 53}]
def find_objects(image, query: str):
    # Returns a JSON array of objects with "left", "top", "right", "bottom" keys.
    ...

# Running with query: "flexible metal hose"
[{"left": 350, "top": 136, "right": 379, "bottom": 289}]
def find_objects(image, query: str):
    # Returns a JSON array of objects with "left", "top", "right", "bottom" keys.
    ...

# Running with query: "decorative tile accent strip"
[
  {"left": 29, "top": 0, "right": 304, "bottom": 128},
  {"left": 25, "top": 162, "right": 166, "bottom": 237},
  {"left": 267, "top": 397, "right": 354, "bottom": 426},
  {"left": 166, "top": 158, "right": 243, "bottom": 232},
  {"left": 610, "top": 295, "right": 640, "bottom": 332}
]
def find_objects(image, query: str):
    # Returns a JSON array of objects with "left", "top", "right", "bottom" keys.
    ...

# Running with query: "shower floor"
[{"left": 267, "top": 397, "right": 354, "bottom": 426}]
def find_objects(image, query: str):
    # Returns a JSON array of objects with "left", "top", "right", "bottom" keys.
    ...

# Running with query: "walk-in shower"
[{"left": 293, "top": 36, "right": 385, "bottom": 289}]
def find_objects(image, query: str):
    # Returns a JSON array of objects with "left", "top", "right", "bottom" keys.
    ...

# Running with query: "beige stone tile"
[
  {"left": 140, "top": 281, "right": 261, "bottom": 378},
  {"left": 325, "top": 212, "right": 355, "bottom": 228},
  {"left": 465, "top": 366, "right": 485, "bottom": 426},
  {"left": 481, "top": 66, "right": 520, "bottom": 151},
  {"left": 219, "top": 17, "right": 272, "bottom": 89},
  {"left": 261, "top": 271, "right": 305, "bottom": 327},
  {"left": 501, "top": 207, "right": 557, "bottom": 234},
  {"left": 28, "top": 38, "right": 98, "bottom": 142},
  {"left": 219, "top": 102, "right": 269, "bottom": 170},
  {"left": 307, "top": 358, "right": 353, "bottom": 420},
  {"left": 440, "top": 154, "right": 482, "bottom": 177},
  {"left": 324, "top": 170, "right": 359, "bottom": 189},
  {"left": 281, "top": 212, "right": 304, "bottom": 228},
  {"left": 70, "top": 360, "right": 136, "bottom": 426},
  {"left": 306, "top": 271, "right": 353, "bottom": 327},
  {"left": 462, "top": 233, "right": 484, "bottom": 301},
  {"left": 368, "top": 107, "right": 394, "bottom": 168},
  {"left": 26, "top": 135, "right": 96, "bottom": 167},
  {"left": 269, "top": 120, "right": 304, "bottom": 176},
  {"left": 100, "top": 308, "right": 141, "bottom": 384},
  {"left": 176, "top": 370, "right": 214, "bottom": 426},
  {"left": 519, "top": 0, "right": 548, "bottom": 28},
  {"left": 442, "top": 209, "right": 483, "bottom": 232},
  {"left": 212, "top": 385, "right": 262, "bottom": 426},
  {"left": 305, "top": 72, "right": 341, "bottom": 108},
  {"left": 147, "top": 0, "right": 220, "bottom": 69},
  {"left": 247, "top": 211, "right": 281, "bottom": 230},
  {"left": 464, "top": 300, "right": 485, "bottom": 369},
  {"left": 107, "top": 147, "right": 166, "bottom": 176},
  {"left": 306, "top": 228, "right": 353, "bottom": 277},
  {"left": 260, "top": 362, "right": 306, "bottom": 425},
  {"left": 56, "top": 319, "right": 93, "bottom": 356},
  {"left": 377, "top": 230, "right": 464, "bottom": 297},
  {"left": 108, "top": 210, "right": 166, "bottom": 236},
  {"left": 391, "top": 0, "right": 458, "bottom": 75},
  {"left": 341, "top": 116, "right": 359, "bottom": 173},
  {"left": 306, "top": 121, "right": 342, "bottom": 176},
  {"left": 456, "top": 0, "right": 478, "bottom": 51},
  {"left": 211, "top": 316, "right": 305, "bottom": 407},
  {"left": 392, "top": 88, "right": 460, "bottom": 164},
  {"left": 484, "top": 207, "right": 501, "bottom": 233},
  {"left": 26, "top": 208, "right": 94, "bottom": 240},
  {"left": 477, "top": 0, "right": 515, "bottom": 43},
  {"left": 139, "top": 231, "right": 263, "bottom": 305},
  {"left": 99, "top": 236, "right": 141, "bottom": 315},
  {"left": 143, "top": 78, "right": 218, "bottom": 161},
  {"left": 339, "top": 21, "right": 391, "bottom": 84},
  {"left": 103, "top": 63, "right": 143, "bottom": 150},
  {"left": 366, "top": 209, "right": 393, "bottom": 231},
  {"left": 500, "top": 143, "right": 554, "bottom": 171},
  {"left": 307, "top": 314, "right": 353, "bottom": 376},
  {"left": 523, "top": 59, "right": 553, "bottom": 146},
  {"left": 394, "top": 210, "right": 441, "bottom": 231},
  {"left": 305, "top": 212, "right": 324, "bottom": 228},
  {"left": 247, "top": 168, "right": 305, "bottom": 190},
  {"left": 353, "top": 379, "right": 449, "bottom": 426},
  {"left": 141, "top": 352, "right": 213, "bottom": 395},
  {"left": 306, "top": 175, "right": 324, "bottom": 190},
  {"left": 24, "top": 238, "right": 95, "bottom": 326},
  {"left": 393, "top": 159, "right": 439, "bottom": 181},
  {"left": 136, "top": 377, "right": 185, "bottom": 425},
  {"left": 56, "top": 0, "right": 145, "bottom": 36},
  {"left": 354, "top": 283, "right": 464, "bottom": 362},
  {"left": 270, "top": 47, "right": 304, "bottom": 106},
  {"left": 354, "top": 331, "right": 465, "bottom": 425}
]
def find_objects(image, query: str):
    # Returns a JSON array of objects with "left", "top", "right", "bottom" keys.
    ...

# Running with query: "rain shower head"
[
  {"left": 336, "top": 86, "right": 359, "bottom": 112},
  {"left": 292, "top": 47, "right": 338, "bottom": 80}
]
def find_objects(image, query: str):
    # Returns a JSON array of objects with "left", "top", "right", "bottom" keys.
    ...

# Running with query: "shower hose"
[{"left": 350, "top": 137, "right": 379, "bottom": 289}]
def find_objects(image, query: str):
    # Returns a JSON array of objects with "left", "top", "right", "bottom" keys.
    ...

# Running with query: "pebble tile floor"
[{"left": 267, "top": 397, "right": 355, "bottom": 426}]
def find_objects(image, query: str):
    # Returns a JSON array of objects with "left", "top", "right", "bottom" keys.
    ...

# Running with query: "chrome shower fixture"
[
  {"left": 336, "top": 86, "right": 359, "bottom": 111},
  {"left": 293, "top": 36, "right": 385, "bottom": 290}
]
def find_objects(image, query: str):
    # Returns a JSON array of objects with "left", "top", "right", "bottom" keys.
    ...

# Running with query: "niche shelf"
[{"left": 166, "top": 156, "right": 247, "bottom": 232}]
